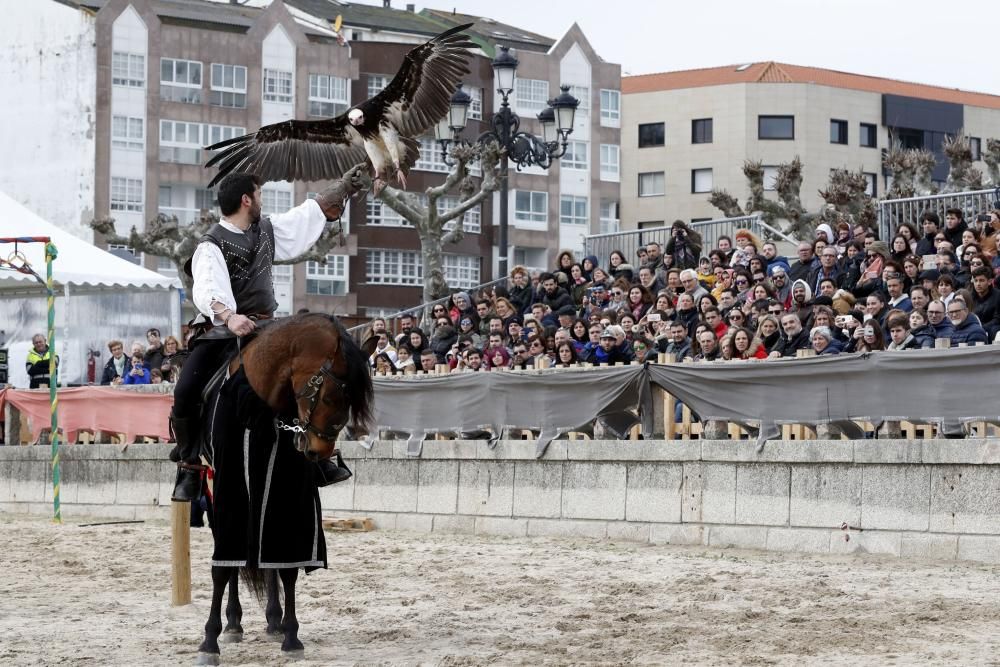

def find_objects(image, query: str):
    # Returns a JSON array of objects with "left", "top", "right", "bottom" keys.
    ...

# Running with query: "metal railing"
[
  {"left": 877, "top": 188, "right": 1000, "bottom": 241},
  {"left": 583, "top": 214, "right": 796, "bottom": 264}
]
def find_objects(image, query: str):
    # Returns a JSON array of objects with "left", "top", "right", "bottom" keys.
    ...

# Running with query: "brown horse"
[{"left": 195, "top": 313, "right": 375, "bottom": 665}]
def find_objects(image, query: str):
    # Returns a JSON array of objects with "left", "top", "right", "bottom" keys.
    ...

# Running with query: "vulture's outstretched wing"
[
  {"left": 204, "top": 116, "right": 367, "bottom": 187},
  {"left": 360, "top": 22, "right": 476, "bottom": 138}
]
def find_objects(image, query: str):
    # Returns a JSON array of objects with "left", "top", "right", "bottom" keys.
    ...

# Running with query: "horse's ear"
[{"left": 360, "top": 335, "right": 379, "bottom": 358}]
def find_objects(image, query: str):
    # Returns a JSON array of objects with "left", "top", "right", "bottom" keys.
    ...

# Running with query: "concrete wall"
[{"left": 3, "top": 439, "right": 1000, "bottom": 564}]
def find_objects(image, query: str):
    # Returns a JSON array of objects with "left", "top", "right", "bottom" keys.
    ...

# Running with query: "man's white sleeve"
[
  {"left": 270, "top": 198, "right": 329, "bottom": 262},
  {"left": 192, "top": 241, "right": 236, "bottom": 325}
]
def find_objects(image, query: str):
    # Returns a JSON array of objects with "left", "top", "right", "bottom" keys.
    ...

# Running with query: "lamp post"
[{"left": 435, "top": 45, "right": 579, "bottom": 278}]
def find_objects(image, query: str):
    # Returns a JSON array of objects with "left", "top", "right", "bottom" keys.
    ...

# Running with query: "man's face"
[
  {"left": 588, "top": 326, "right": 602, "bottom": 344},
  {"left": 32, "top": 337, "right": 47, "bottom": 352},
  {"left": 639, "top": 269, "right": 654, "bottom": 287},
  {"left": 531, "top": 306, "right": 545, "bottom": 320},
  {"left": 781, "top": 316, "right": 802, "bottom": 336},
  {"left": 670, "top": 325, "right": 687, "bottom": 343},
  {"left": 399, "top": 317, "right": 413, "bottom": 332},
  {"left": 923, "top": 219, "right": 938, "bottom": 235},
  {"left": 771, "top": 270, "right": 787, "bottom": 288},
  {"left": 793, "top": 286, "right": 806, "bottom": 303},
  {"left": 558, "top": 314, "right": 574, "bottom": 328},
  {"left": 646, "top": 244, "right": 660, "bottom": 260},
  {"left": 704, "top": 311, "right": 720, "bottom": 327},
  {"left": 476, "top": 303, "right": 490, "bottom": 318},
  {"left": 489, "top": 319, "right": 504, "bottom": 334},
  {"left": 513, "top": 345, "right": 529, "bottom": 361},
  {"left": 247, "top": 185, "right": 262, "bottom": 224},
  {"left": 719, "top": 291, "right": 736, "bottom": 309},
  {"left": 887, "top": 279, "right": 902, "bottom": 298},
  {"left": 889, "top": 327, "right": 908, "bottom": 345},
  {"left": 819, "top": 281, "right": 835, "bottom": 297},
  {"left": 762, "top": 243, "right": 777, "bottom": 260},
  {"left": 554, "top": 330, "right": 570, "bottom": 346},
  {"left": 599, "top": 336, "right": 615, "bottom": 351},
  {"left": 811, "top": 332, "right": 828, "bottom": 352},
  {"left": 911, "top": 289, "right": 929, "bottom": 309},
  {"left": 466, "top": 353, "right": 482, "bottom": 370},
  {"left": 680, "top": 274, "right": 697, "bottom": 293},
  {"left": 698, "top": 333, "right": 716, "bottom": 353},
  {"left": 509, "top": 322, "right": 522, "bottom": 339},
  {"left": 797, "top": 243, "right": 813, "bottom": 261},
  {"left": 421, "top": 354, "right": 436, "bottom": 371},
  {"left": 947, "top": 302, "right": 967, "bottom": 326},
  {"left": 936, "top": 254, "right": 953, "bottom": 271},
  {"left": 945, "top": 213, "right": 960, "bottom": 229},
  {"left": 677, "top": 294, "right": 694, "bottom": 311},
  {"left": 864, "top": 237, "right": 874, "bottom": 251},
  {"left": 488, "top": 334, "right": 503, "bottom": 349},
  {"left": 973, "top": 274, "right": 990, "bottom": 294},
  {"left": 927, "top": 303, "right": 946, "bottom": 325},
  {"left": 147, "top": 331, "right": 160, "bottom": 346},
  {"left": 110, "top": 344, "right": 124, "bottom": 360}
]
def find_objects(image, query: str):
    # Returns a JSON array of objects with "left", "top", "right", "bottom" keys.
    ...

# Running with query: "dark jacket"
[
  {"left": 817, "top": 339, "right": 844, "bottom": 355},
  {"left": 772, "top": 328, "right": 812, "bottom": 357},
  {"left": 973, "top": 286, "right": 1000, "bottom": 329},
  {"left": 587, "top": 343, "right": 632, "bottom": 365},
  {"left": 909, "top": 324, "right": 936, "bottom": 349},
  {"left": 144, "top": 346, "right": 164, "bottom": 374},
  {"left": 949, "top": 316, "right": 989, "bottom": 346},
  {"left": 915, "top": 232, "right": 937, "bottom": 257},
  {"left": 931, "top": 318, "right": 955, "bottom": 339},
  {"left": 807, "top": 265, "right": 846, "bottom": 294},
  {"left": 541, "top": 287, "right": 573, "bottom": 313},
  {"left": 509, "top": 285, "right": 532, "bottom": 315},
  {"left": 653, "top": 337, "right": 692, "bottom": 361},
  {"left": 100, "top": 355, "right": 134, "bottom": 385},
  {"left": 943, "top": 219, "right": 969, "bottom": 249},
  {"left": 789, "top": 257, "right": 818, "bottom": 283}
]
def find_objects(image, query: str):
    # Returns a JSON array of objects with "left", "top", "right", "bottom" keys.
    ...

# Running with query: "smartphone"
[
  {"left": 648, "top": 313, "right": 661, "bottom": 322},
  {"left": 977, "top": 213, "right": 992, "bottom": 223}
]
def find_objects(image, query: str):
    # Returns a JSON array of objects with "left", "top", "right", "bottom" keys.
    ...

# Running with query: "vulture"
[{"left": 204, "top": 23, "right": 475, "bottom": 193}]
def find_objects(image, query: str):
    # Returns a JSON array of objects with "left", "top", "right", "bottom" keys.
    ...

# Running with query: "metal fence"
[
  {"left": 878, "top": 188, "right": 1000, "bottom": 241},
  {"left": 582, "top": 214, "right": 796, "bottom": 264}
]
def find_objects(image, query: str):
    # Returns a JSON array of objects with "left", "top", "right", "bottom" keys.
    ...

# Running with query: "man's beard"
[{"left": 249, "top": 201, "right": 262, "bottom": 224}]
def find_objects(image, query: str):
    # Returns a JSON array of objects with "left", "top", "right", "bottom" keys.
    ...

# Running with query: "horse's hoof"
[
  {"left": 220, "top": 630, "right": 243, "bottom": 644},
  {"left": 282, "top": 649, "right": 305, "bottom": 661},
  {"left": 195, "top": 652, "right": 220, "bottom": 666},
  {"left": 265, "top": 630, "right": 284, "bottom": 642}
]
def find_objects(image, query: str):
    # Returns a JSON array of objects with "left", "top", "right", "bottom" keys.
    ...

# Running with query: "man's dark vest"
[{"left": 202, "top": 217, "right": 278, "bottom": 316}]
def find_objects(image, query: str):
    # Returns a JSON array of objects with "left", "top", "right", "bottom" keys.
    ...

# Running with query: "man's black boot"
[
  {"left": 313, "top": 451, "right": 352, "bottom": 487},
  {"left": 169, "top": 412, "right": 204, "bottom": 501}
]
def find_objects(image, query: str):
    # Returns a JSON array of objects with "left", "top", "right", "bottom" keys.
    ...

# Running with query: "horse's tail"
[{"left": 239, "top": 566, "right": 269, "bottom": 608}]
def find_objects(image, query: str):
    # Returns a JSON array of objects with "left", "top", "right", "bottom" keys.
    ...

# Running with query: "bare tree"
[
  {"left": 984, "top": 138, "right": 1000, "bottom": 186},
  {"left": 372, "top": 141, "right": 503, "bottom": 308},
  {"left": 90, "top": 164, "right": 368, "bottom": 300},
  {"left": 709, "top": 158, "right": 815, "bottom": 238},
  {"left": 941, "top": 132, "right": 984, "bottom": 193},
  {"left": 816, "top": 168, "right": 878, "bottom": 231}
]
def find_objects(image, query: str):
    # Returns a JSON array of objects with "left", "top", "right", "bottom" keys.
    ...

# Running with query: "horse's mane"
[{"left": 310, "top": 313, "right": 375, "bottom": 431}]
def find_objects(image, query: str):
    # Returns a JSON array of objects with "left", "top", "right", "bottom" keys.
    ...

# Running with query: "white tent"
[{"left": 0, "top": 190, "right": 183, "bottom": 387}]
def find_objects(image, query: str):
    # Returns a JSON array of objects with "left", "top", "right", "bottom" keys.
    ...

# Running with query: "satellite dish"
[{"left": 333, "top": 14, "right": 342, "bottom": 32}]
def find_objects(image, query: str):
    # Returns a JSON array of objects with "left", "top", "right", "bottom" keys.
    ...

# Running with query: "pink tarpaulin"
[{"left": 1, "top": 387, "right": 173, "bottom": 444}]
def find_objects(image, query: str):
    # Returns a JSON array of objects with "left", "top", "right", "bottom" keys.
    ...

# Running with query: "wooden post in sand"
[{"left": 171, "top": 501, "right": 192, "bottom": 606}]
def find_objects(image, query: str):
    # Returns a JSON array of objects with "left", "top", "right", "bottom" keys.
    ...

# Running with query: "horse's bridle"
[{"left": 275, "top": 360, "right": 349, "bottom": 453}]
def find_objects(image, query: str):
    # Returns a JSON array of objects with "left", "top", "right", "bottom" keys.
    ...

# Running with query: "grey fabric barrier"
[
  {"left": 370, "top": 365, "right": 647, "bottom": 457},
  {"left": 370, "top": 347, "right": 1000, "bottom": 456}
]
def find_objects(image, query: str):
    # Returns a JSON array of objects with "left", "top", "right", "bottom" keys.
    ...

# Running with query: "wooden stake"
[{"left": 171, "top": 501, "right": 192, "bottom": 606}]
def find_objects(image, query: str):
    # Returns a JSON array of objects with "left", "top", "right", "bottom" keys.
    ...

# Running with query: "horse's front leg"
[
  {"left": 196, "top": 565, "right": 232, "bottom": 665},
  {"left": 221, "top": 569, "right": 243, "bottom": 643},
  {"left": 264, "top": 569, "right": 283, "bottom": 641},
  {"left": 278, "top": 568, "right": 303, "bottom": 655}
]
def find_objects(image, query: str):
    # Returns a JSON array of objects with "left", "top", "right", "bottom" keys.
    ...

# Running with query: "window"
[
  {"left": 110, "top": 177, "right": 143, "bottom": 212},
  {"left": 195, "top": 188, "right": 217, "bottom": 213},
  {"left": 830, "top": 119, "right": 848, "bottom": 145},
  {"left": 600, "top": 144, "right": 620, "bottom": 181},
  {"left": 971, "top": 137, "right": 982, "bottom": 161},
  {"left": 367, "top": 74, "right": 388, "bottom": 98},
  {"left": 308, "top": 74, "right": 349, "bottom": 117},
  {"left": 261, "top": 186, "right": 292, "bottom": 215},
  {"left": 159, "top": 120, "right": 202, "bottom": 164},
  {"left": 443, "top": 255, "right": 480, "bottom": 289},
  {"left": 514, "top": 191, "right": 548, "bottom": 223},
  {"left": 638, "top": 122, "right": 665, "bottom": 147},
  {"left": 366, "top": 195, "right": 409, "bottom": 227},
  {"left": 112, "top": 115, "right": 144, "bottom": 150},
  {"left": 562, "top": 141, "right": 588, "bottom": 170},
  {"left": 859, "top": 122, "right": 877, "bottom": 148},
  {"left": 515, "top": 78, "right": 548, "bottom": 113},
  {"left": 638, "top": 171, "right": 665, "bottom": 197},
  {"left": 160, "top": 58, "right": 202, "bottom": 104},
  {"left": 438, "top": 196, "right": 481, "bottom": 233},
  {"left": 568, "top": 85, "right": 589, "bottom": 115},
  {"left": 863, "top": 172, "right": 877, "bottom": 198},
  {"left": 466, "top": 85, "right": 483, "bottom": 120},
  {"left": 692, "top": 118, "right": 713, "bottom": 144},
  {"left": 204, "top": 124, "right": 245, "bottom": 148},
  {"left": 112, "top": 51, "right": 145, "bottom": 87},
  {"left": 366, "top": 249, "right": 422, "bottom": 285},
  {"left": 763, "top": 166, "right": 779, "bottom": 191},
  {"left": 600, "top": 89, "right": 620, "bottom": 125},
  {"left": 263, "top": 68, "right": 293, "bottom": 103},
  {"left": 599, "top": 200, "right": 619, "bottom": 234},
  {"left": 758, "top": 115, "right": 794, "bottom": 140},
  {"left": 306, "top": 255, "right": 348, "bottom": 296},
  {"left": 559, "top": 195, "right": 588, "bottom": 225},
  {"left": 415, "top": 136, "right": 449, "bottom": 172},
  {"left": 210, "top": 63, "right": 247, "bottom": 108},
  {"left": 691, "top": 168, "right": 713, "bottom": 193}
]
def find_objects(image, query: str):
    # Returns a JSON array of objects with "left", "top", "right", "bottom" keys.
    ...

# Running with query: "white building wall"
[
  {"left": 110, "top": 5, "right": 148, "bottom": 235},
  {"left": 0, "top": 1, "right": 96, "bottom": 238},
  {"left": 558, "top": 44, "right": 592, "bottom": 254}
]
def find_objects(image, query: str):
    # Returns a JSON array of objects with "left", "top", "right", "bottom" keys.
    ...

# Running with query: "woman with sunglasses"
[
  {"left": 606, "top": 280, "right": 631, "bottom": 313},
  {"left": 732, "top": 270, "right": 752, "bottom": 302}
]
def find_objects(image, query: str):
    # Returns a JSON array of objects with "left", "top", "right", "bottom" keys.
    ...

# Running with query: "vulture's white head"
[{"left": 348, "top": 109, "right": 364, "bottom": 126}]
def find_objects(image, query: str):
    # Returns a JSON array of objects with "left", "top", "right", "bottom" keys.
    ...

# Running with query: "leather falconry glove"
[{"left": 314, "top": 163, "right": 369, "bottom": 221}]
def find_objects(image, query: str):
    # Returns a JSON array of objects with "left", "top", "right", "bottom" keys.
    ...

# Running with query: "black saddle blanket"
[{"left": 209, "top": 367, "right": 326, "bottom": 571}]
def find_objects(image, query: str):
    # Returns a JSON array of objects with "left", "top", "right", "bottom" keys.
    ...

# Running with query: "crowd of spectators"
[
  {"left": 367, "top": 209, "right": 1000, "bottom": 374},
  {"left": 98, "top": 328, "right": 187, "bottom": 386}
]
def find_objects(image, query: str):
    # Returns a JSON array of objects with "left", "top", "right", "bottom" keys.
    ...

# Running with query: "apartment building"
[
  {"left": 7, "top": 0, "right": 619, "bottom": 319},
  {"left": 621, "top": 62, "right": 1000, "bottom": 230}
]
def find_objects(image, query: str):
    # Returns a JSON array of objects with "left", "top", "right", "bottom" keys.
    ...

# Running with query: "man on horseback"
[{"left": 170, "top": 168, "right": 364, "bottom": 501}]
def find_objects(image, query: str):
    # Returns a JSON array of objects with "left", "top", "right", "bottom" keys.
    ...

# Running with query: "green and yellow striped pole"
[{"left": 45, "top": 242, "right": 61, "bottom": 524}]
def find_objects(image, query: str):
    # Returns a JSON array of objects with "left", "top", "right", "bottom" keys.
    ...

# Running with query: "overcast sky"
[{"left": 366, "top": 0, "right": 1000, "bottom": 95}]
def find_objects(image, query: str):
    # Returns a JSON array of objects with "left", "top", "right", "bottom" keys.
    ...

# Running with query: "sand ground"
[{"left": 2, "top": 514, "right": 1000, "bottom": 666}]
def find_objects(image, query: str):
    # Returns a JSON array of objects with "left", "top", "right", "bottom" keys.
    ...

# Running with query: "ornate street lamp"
[{"left": 436, "top": 45, "right": 579, "bottom": 277}]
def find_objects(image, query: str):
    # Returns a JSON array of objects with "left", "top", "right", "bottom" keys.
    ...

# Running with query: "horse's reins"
[{"left": 275, "top": 359, "right": 350, "bottom": 455}]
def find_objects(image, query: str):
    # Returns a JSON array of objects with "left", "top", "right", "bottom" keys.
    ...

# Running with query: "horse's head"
[{"left": 286, "top": 321, "right": 377, "bottom": 461}]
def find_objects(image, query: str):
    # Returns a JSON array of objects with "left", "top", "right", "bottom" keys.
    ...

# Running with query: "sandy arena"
[{"left": 2, "top": 515, "right": 1000, "bottom": 666}]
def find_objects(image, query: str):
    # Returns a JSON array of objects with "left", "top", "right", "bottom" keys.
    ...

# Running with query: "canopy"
[{"left": 0, "top": 190, "right": 179, "bottom": 291}]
